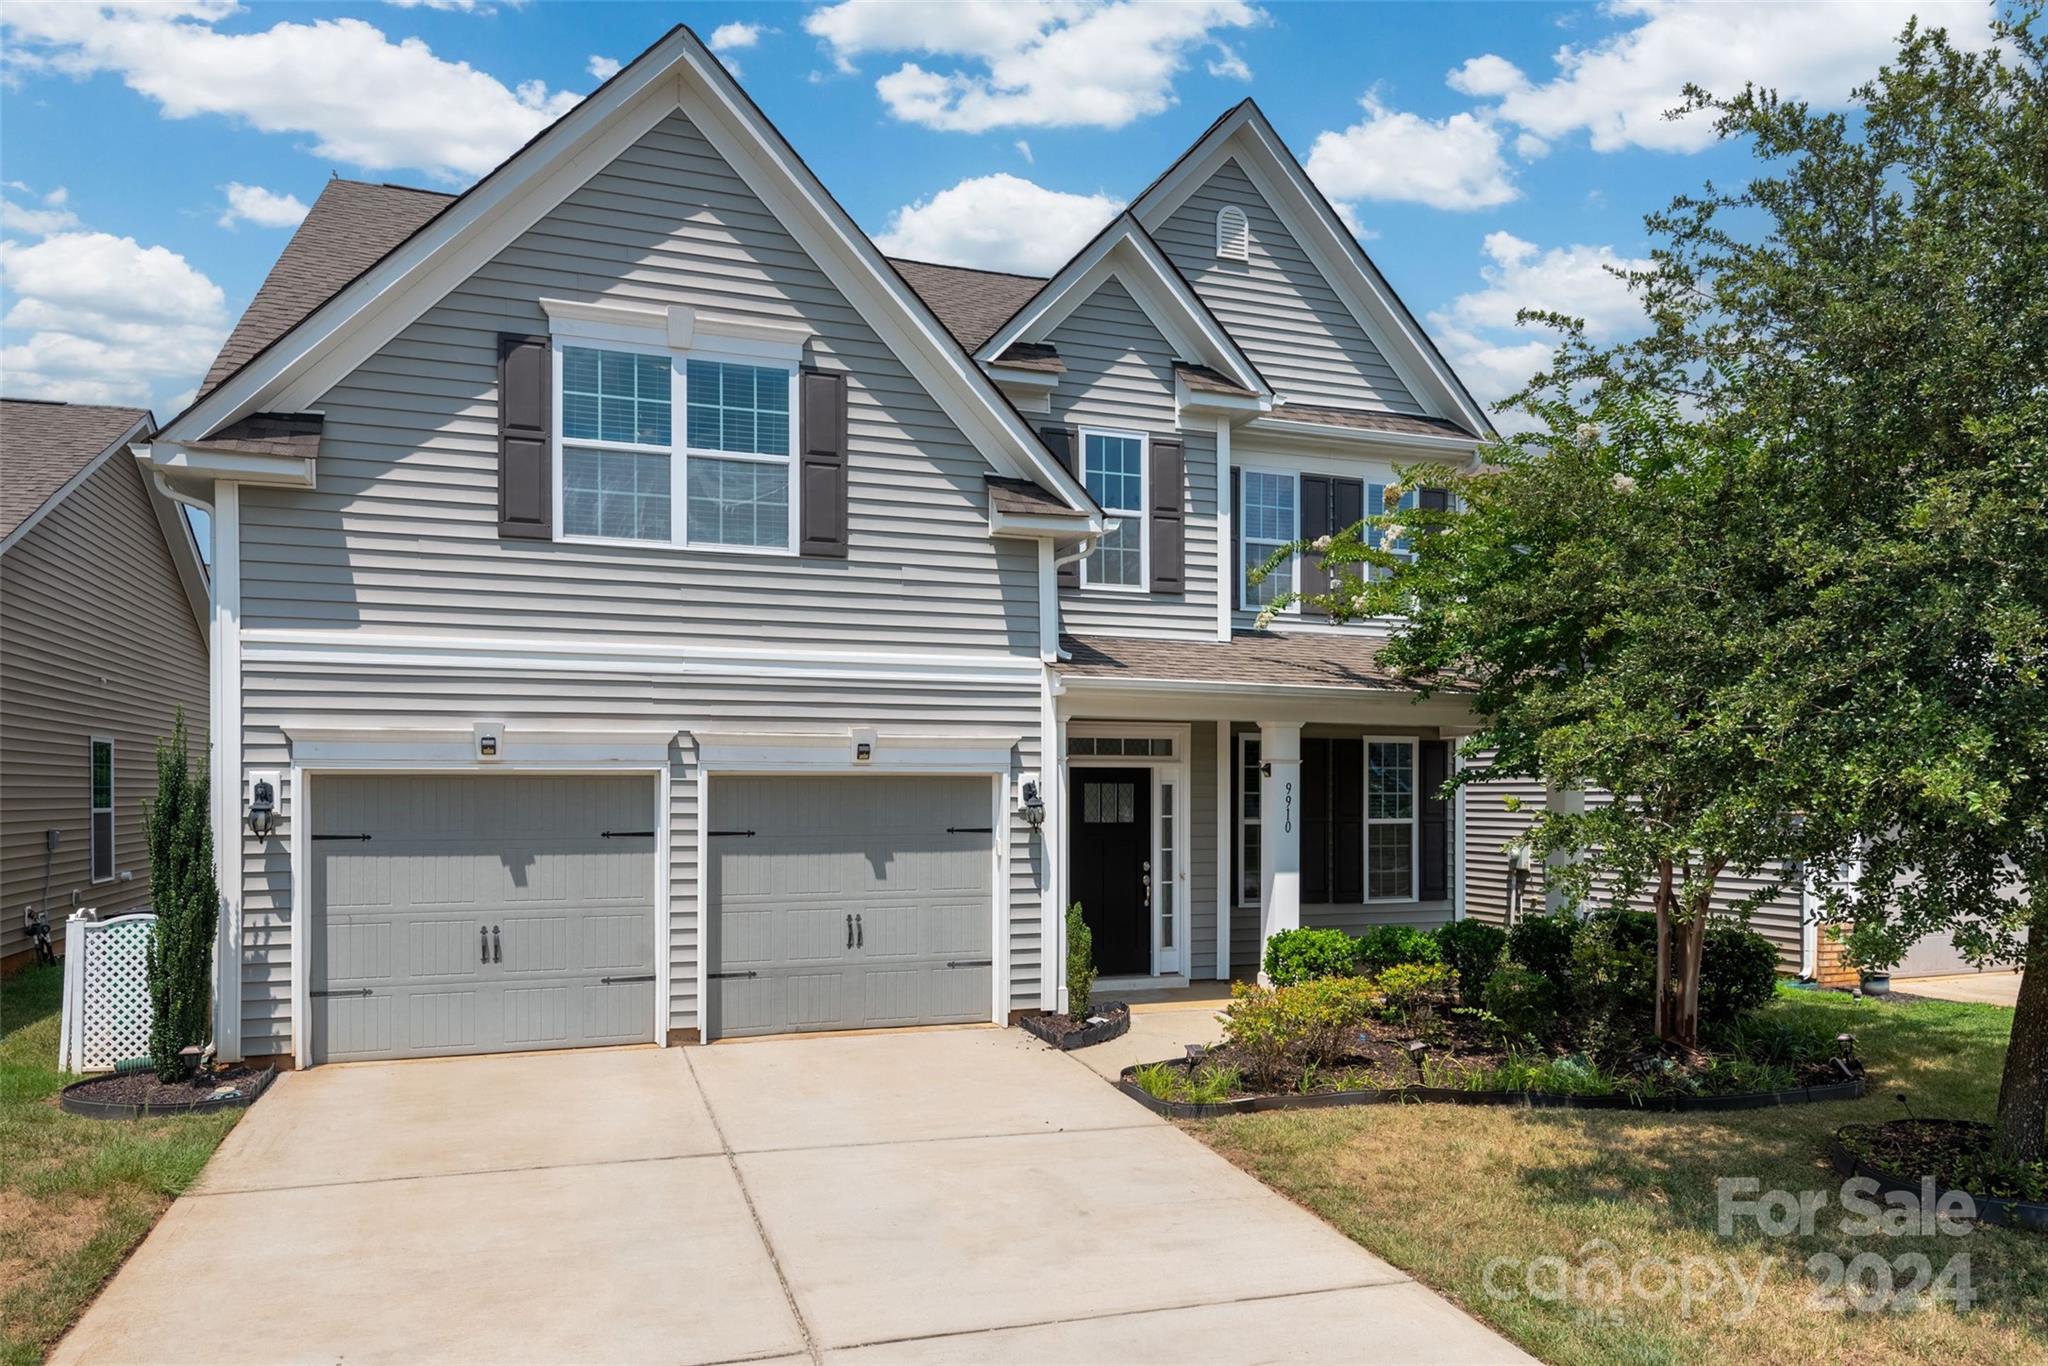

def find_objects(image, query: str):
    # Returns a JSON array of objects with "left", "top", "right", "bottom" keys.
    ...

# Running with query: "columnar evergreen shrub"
[
  {"left": 1065, "top": 902, "right": 1095, "bottom": 1019},
  {"left": 144, "top": 711, "right": 216, "bottom": 1081}
]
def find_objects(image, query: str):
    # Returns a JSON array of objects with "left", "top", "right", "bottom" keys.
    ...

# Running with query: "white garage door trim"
[
  {"left": 693, "top": 731, "right": 1015, "bottom": 1040},
  {"left": 286, "top": 748, "right": 672, "bottom": 1069}
]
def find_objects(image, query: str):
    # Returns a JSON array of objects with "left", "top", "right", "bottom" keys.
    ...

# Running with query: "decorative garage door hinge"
[
  {"left": 311, "top": 833, "right": 373, "bottom": 842},
  {"left": 600, "top": 974, "right": 656, "bottom": 985},
  {"left": 945, "top": 959, "right": 993, "bottom": 969},
  {"left": 310, "top": 988, "right": 373, "bottom": 998},
  {"left": 707, "top": 829, "right": 756, "bottom": 837},
  {"left": 946, "top": 826, "right": 993, "bottom": 834},
  {"left": 708, "top": 970, "right": 759, "bottom": 980},
  {"left": 601, "top": 829, "right": 657, "bottom": 839}
]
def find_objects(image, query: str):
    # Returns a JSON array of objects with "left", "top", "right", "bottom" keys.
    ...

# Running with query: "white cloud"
[
  {"left": 1449, "top": 0, "right": 1994, "bottom": 154},
  {"left": 217, "top": 182, "right": 309, "bottom": 229},
  {"left": 1206, "top": 43, "right": 1251, "bottom": 82},
  {"left": 1304, "top": 94, "right": 1516, "bottom": 211},
  {"left": 874, "top": 173, "right": 1122, "bottom": 274},
  {"left": 587, "top": 54, "right": 621, "bottom": 80},
  {"left": 1, "top": 2, "right": 583, "bottom": 183},
  {"left": 0, "top": 230, "right": 229, "bottom": 409},
  {"left": 1428, "top": 232, "right": 1655, "bottom": 413},
  {"left": 1514, "top": 132, "right": 1550, "bottom": 160},
  {"left": 1014, "top": 138, "right": 1033, "bottom": 164},
  {"left": 806, "top": 1, "right": 1263, "bottom": 132},
  {"left": 710, "top": 22, "right": 765, "bottom": 53},
  {"left": 1, "top": 187, "right": 79, "bottom": 236}
]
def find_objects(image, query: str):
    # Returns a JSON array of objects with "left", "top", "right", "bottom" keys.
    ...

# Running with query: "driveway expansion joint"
[{"left": 187, "top": 1148, "right": 727, "bottom": 1199}]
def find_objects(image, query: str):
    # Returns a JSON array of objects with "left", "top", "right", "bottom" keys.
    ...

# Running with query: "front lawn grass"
[
  {"left": 1192, "top": 987, "right": 2047, "bottom": 1365},
  {"left": 0, "top": 964, "right": 241, "bottom": 1366}
]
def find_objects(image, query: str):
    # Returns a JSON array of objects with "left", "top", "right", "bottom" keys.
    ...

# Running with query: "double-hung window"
[
  {"left": 1081, "top": 430, "right": 1145, "bottom": 589},
  {"left": 1240, "top": 469, "right": 1295, "bottom": 610},
  {"left": 1367, "top": 483, "right": 1421, "bottom": 576},
  {"left": 1366, "top": 739, "right": 1416, "bottom": 900},
  {"left": 89, "top": 738, "right": 114, "bottom": 883},
  {"left": 555, "top": 336, "right": 796, "bottom": 553}
]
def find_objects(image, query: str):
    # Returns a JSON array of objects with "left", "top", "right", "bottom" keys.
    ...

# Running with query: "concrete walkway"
[
  {"left": 1895, "top": 972, "right": 2024, "bottom": 1007},
  {"left": 55, "top": 1027, "right": 1527, "bottom": 1365}
]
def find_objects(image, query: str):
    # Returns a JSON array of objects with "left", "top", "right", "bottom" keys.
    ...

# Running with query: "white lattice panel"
[{"left": 59, "top": 912, "right": 157, "bottom": 1073}]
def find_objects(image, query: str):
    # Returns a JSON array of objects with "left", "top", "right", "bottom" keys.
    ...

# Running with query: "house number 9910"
[{"left": 1284, "top": 780, "right": 1294, "bottom": 834}]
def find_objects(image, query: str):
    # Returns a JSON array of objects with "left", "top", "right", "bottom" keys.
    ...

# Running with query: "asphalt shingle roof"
[
  {"left": 1266, "top": 403, "right": 1476, "bottom": 440},
  {"left": 0, "top": 399, "right": 153, "bottom": 541},
  {"left": 883, "top": 258, "right": 1047, "bottom": 352},
  {"left": 1058, "top": 630, "right": 1442, "bottom": 692}
]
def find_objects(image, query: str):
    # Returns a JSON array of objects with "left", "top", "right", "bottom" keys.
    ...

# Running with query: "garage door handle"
[
  {"left": 856, "top": 913, "right": 863, "bottom": 948},
  {"left": 480, "top": 924, "right": 489, "bottom": 963},
  {"left": 492, "top": 925, "right": 502, "bottom": 963},
  {"left": 846, "top": 913, "right": 854, "bottom": 949}
]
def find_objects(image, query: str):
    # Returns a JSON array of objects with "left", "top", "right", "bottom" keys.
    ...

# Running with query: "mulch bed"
[
  {"left": 1021, "top": 1001, "right": 1130, "bottom": 1050},
  {"left": 59, "top": 1065, "right": 274, "bottom": 1119},
  {"left": 1830, "top": 1119, "right": 2048, "bottom": 1234}
]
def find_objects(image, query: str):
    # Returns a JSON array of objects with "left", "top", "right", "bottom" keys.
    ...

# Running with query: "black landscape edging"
[
  {"left": 1827, "top": 1132, "right": 2048, "bottom": 1234},
  {"left": 59, "top": 1067, "right": 277, "bottom": 1120},
  {"left": 1021, "top": 1002, "right": 1131, "bottom": 1051},
  {"left": 1118, "top": 1060, "right": 1865, "bottom": 1120}
]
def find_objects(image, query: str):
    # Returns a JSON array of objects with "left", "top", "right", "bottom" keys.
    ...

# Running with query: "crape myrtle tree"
[
  {"left": 1617, "top": 8, "right": 2048, "bottom": 1161},
  {"left": 1252, "top": 359, "right": 1828, "bottom": 1055}
]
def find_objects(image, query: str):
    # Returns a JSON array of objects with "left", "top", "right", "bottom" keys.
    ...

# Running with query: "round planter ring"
[
  {"left": 1021, "top": 1002, "right": 1131, "bottom": 1051},
  {"left": 1117, "top": 1060, "right": 1866, "bottom": 1120},
  {"left": 59, "top": 1067, "right": 277, "bottom": 1121},
  {"left": 1827, "top": 1130, "right": 2048, "bottom": 1235}
]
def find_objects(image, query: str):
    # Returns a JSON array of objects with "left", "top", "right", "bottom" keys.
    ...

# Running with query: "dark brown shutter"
[
  {"left": 798, "top": 368, "right": 849, "bottom": 557},
  {"left": 497, "top": 333, "right": 551, "bottom": 539},
  {"left": 1148, "top": 437, "right": 1184, "bottom": 594},
  {"left": 1228, "top": 467, "right": 1242, "bottom": 615},
  {"left": 1420, "top": 739, "right": 1452, "bottom": 901},
  {"left": 1334, "top": 478, "right": 1366, "bottom": 536},
  {"left": 1299, "top": 474, "right": 1332, "bottom": 600},
  {"left": 1043, "top": 425, "right": 1079, "bottom": 587},
  {"left": 1331, "top": 738, "right": 1364, "bottom": 903},
  {"left": 1301, "top": 738, "right": 1330, "bottom": 905}
]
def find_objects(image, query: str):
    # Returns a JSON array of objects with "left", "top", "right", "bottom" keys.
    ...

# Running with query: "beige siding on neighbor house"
[
  {"left": 1, "top": 454, "right": 207, "bottom": 965},
  {"left": 1046, "top": 277, "right": 1221, "bottom": 640},
  {"left": 1154, "top": 159, "right": 1421, "bottom": 414}
]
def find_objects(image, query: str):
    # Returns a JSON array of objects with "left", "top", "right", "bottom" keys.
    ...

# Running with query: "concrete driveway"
[
  {"left": 1896, "top": 972, "right": 2024, "bottom": 1007},
  {"left": 55, "top": 1027, "right": 1527, "bottom": 1365}
]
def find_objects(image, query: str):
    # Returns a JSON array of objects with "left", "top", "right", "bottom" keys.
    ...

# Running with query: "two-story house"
[{"left": 145, "top": 26, "right": 1493, "bottom": 1068}]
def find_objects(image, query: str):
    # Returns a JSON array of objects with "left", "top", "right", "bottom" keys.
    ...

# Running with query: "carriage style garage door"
[
  {"left": 309, "top": 774, "right": 658, "bottom": 1064},
  {"left": 707, "top": 774, "right": 995, "bottom": 1039}
]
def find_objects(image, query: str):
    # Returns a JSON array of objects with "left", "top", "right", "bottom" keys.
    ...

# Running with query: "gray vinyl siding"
[
  {"left": 1460, "top": 769, "right": 1806, "bottom": 973},
  {"left": 239, "top": 110, "right": 1040, "bottom": 657},
  {"left": 237, "top": 662, "right": 1045, "bottom": 1056},
  {"left": 1155, "top": 159, "right": 1420, "bottom": 413},
  {"left": 1047, "top": 279, "right": 1220, "bottom": 639},
  {"left": 1, "top": 454, "right": 207, "bottom": 965}
]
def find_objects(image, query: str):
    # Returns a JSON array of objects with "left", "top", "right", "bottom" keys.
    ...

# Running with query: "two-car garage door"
[{"left": 308, "top": 771, "right": 996, "bottom": 1061}]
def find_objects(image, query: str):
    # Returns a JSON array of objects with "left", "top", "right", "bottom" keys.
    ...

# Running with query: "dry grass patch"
[
  {"left": 1192, "top": 989, "right": 2047, "bottom": 1365},
  {"left": 0, "top": 965, "right": 241, "bottom": 1365}
]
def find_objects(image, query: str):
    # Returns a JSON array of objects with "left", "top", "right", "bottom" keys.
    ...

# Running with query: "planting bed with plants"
[
  {"left": 1020, "top": 903, "right": 1130, "bottom": 1050},
  {"left": 1126, "top": 913, "right": 1862, "bottom": 1113},
  {"left": 1831, "top": 1119, "right": 2048, "bottom": 1233}
]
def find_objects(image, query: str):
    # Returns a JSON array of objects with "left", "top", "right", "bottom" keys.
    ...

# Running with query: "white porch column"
[
  {"left": 1544, "top": 781, "right": 1585, "bottom": 914},
  {"left": 1214, "top": 719, "right": 1231, "bottom": 980},
  {"left": 1257, "top": 721, "right": 1302, "bottom": 966}
]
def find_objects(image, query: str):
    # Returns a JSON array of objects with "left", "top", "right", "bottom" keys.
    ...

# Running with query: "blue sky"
[{"left": 0, "top": 1, "right": 1990, "bottom": 421}]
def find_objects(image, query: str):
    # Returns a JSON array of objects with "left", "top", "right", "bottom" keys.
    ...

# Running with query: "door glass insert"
[
  {"left": 1083, "top": 781, "right": 1136, "bottom": 824},
  {"left": 1158, "top": 783, "right": 1176, "bottom": 951}
]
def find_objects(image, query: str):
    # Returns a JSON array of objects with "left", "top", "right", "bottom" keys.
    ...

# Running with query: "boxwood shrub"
[
  {"left": 1262, "top": 927, "right": 1361, "bottom": 986},
  {"left": 1435, "top": 919, "right": 1507, "bottom": 999},
  {"left": 1356, "top": 924, "right": 1442, "bottom": 975}
]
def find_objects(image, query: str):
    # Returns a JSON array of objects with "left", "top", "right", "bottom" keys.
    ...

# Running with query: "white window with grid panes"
[
  {"left": 1240, "top": 468, "right": 1295, "bottom": 611},
  {"left": 1080, "top": 429, "right": 1146, "bottom": 590},
  {"left": 554, "top": 335, "right": 797, "bottom": 554},
  {"left": 1366, "top": 739, "right": 1417, "bottom": 900}
]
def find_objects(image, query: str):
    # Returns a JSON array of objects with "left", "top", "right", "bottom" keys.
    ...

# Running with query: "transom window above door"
[
  {"left": 1068, "top": 735, "right": 1175, "bottom": 758},
  {"left": 1081, "top": 430, "right": 1146, "bottom": 589},
  {"left": 555, "top": 343, "right": 797, "bottom": 553}
]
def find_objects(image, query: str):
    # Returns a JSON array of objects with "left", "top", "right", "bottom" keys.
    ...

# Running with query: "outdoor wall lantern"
[
  {"left": 1019, "top": 777, "right": 1046, "bottom": 828},
  {"left": 246, "top": 778, "right": 277, "bottom": 839}
]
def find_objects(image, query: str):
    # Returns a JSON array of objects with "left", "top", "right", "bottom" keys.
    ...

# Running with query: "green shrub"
[
  {"left": 1569, "top": 909, "right": 1657, "bottom": 1063},
  {"left": 1435, "top": 920, "right": 1507, "bottom": 999},
  {"left": 144, "top": 711, "right": 215, "bottom": 1082},
  {"left": 1370, "top": 961, "right": 1456, "bottom": 1024},
  {"left": 1700, "top": 922, "right": 1780, "bottom": 1026},
  {"left": 1508, "top": 911, "right": 1578, "bottom": 985},
  {"left": 1710, "top": 1012, "right": 1831, "bottom": 1069},
  {"left": 1222, "top": 977, "right": 1379, "bottom": 1086},
  {"left": 1480, "top": 964, "right": 1556, "bottom": 1041},
  {"left": 1065, "top": 902, "right": 1094, "bottom": 1019},
  {"left": 1132, "top": 1061, "right": 1244, "bottom": 1105},
  {"left": 1356, "top": 924, "right": 1442, "bottom": 974},
  {"left": 1262, "top": 927, "right": 1360, "bottom": 985}
]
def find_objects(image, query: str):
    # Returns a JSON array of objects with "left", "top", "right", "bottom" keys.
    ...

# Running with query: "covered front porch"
[{"left": 1048, "top": 632, "right": 1477, "bottom": 1010}]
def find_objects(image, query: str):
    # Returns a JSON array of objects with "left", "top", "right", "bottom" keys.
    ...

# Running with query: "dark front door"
[{"left": 1070, "top": 768, "right": 1151, "bottom": 976}]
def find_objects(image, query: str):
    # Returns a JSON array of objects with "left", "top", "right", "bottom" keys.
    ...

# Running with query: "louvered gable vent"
[{"left": 1215, "top": 205, "right": 1250, "bottom": 261}]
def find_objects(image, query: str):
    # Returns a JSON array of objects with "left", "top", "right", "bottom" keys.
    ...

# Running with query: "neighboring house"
[
  {"left": 145, "top": 27, "right": 1496, "bottom": 1068},
  {"left": 1, "top": 399, "right": 210, "bottom": 972}
]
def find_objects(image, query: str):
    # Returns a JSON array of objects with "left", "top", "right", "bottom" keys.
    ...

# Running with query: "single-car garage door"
[
  {"left": 707, "top": 774, "right": 995, "bottom": 1038},
  {"left": 310, "top": 774, "right": 657, "bottom": 1063}
]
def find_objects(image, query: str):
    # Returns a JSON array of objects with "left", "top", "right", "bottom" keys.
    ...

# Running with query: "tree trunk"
[
  {"left": 1652, "top": 858, "right": 1676, "bottom": 1041},
  {"left": 1656, "top": 863, "right": 1722, "bottom": 1054},
  {"left": 1993, "top": 891, "right": 2048, "bottom": 1165}
]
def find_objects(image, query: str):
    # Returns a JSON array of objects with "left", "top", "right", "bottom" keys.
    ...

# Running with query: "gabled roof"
[
  {"left": 885, "top": 259, "right": 1046, "bottom": 353},
  {"left": 161, "top": 24, "right": 1095, "bottom": 517},
  {"left": 1128, "top": 99, "right": 1495, "bottom": 440},
  {"left": 975, "top": 214, "right": 1270, "bottom": 400},
  {"left": 1, "top": 399, "right": 154, "bottom": 543}
]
